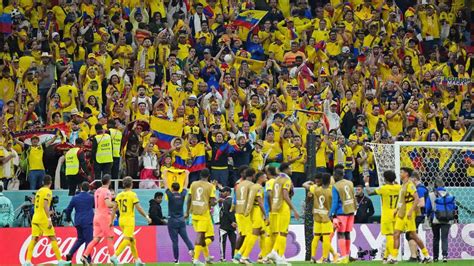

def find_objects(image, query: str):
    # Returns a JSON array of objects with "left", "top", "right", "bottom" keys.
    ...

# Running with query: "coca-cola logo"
[{"left": 19, "top": 227, "right": 141, "bottom": 264}]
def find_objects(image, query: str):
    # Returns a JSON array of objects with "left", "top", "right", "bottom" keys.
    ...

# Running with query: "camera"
[
  {"left": 52, "top": 195, "right": 59, "bottom": 204},
  {"left": 24, "top": 195, "right": 32, "bottom": 202},
  {"left": 357, "top": 247, "right": 378, "bottom": 260}
]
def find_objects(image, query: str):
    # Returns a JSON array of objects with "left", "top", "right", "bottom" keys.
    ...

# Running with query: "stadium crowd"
[{"left": 0, "top": 0, "right": 473, "bottom": 191}]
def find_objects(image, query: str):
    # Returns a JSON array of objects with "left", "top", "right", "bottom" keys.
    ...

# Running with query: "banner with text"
[{"left": 0, "top": 224, "right": 472, "bottom": 264}]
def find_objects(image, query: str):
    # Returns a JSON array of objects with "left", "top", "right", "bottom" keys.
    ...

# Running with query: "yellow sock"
[
  {"left": 26, "top": 239, "right": 36, "bottom": 261},
  {"left": 258, "top": 235, "right": 264, "bottom": 258},
  {"left": 392, "top": 248, "right": 399, "bottom": 258},
  {"left": 51, "top": 240, "right": 62, "bottom": 260},
  {"left": 322, "top": 235, "right": 331, "bottom": 259},
  {"left": 277, "top": 235, "right": 287, "bottom": 257},
  {"left": 421, "top": 247, "right": 429, "bottom": 257},
  {"left": 242, "top": 234, "right": 258, "bottom": 258},
  {"left": 385, "top": 235, "right": 394, "bottom": 259},
  {"left": 271, "top": 234, "right": 277, "bottom": 251},
  {"left": 115, "top": 239, "right": 130, "bottom": 257},
  {"left": 330, "top": 245, "right": 336, "bottom": 256},
  {"left": 130, "top": 240, "right": 138, "bottom": 259},
  {"left": 194, "top": 245, "right": 202, "bottom": 261},
  {"left": 262, "top": 235, "right": 272, "bottom": 257},
  {"left": 203, "top": 245, "right": 210, "bottom": 258},
  {"left": 311, "top": 235, "right": 320, "bottom": 258}
]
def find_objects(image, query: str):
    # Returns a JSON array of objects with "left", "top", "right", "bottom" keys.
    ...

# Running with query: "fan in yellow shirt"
[
  {"left": 110, "top": 177, "right": 152, "bottom": 265},
  {"left": 286, "top": 135, "right": 307, "bottom": 187},
  {"left": 24, "top": 175, "right": 67, "bottom": 265}
]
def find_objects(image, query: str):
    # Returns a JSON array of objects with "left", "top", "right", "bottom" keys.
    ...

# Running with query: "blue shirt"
[
  {"left": 64, "top": 192, "right": 94, "bottom": 227},
  {"left": 166, "top": 189, "right": 187, "bottom": 226},
  {"left": 330, "top": 186, "right": 344, "bottom": 216}
]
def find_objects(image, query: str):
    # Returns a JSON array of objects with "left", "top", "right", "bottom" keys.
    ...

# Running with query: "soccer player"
[
  {"left": 110, "top": 176, "right": 152, "bottom": 266},
  {"left": 239, "top": 171, "right": 267, "bottom": 265},
  {"left": 185, "top": 168, "right": 217, "bottom": 266},
  {"left": 266, "top": 163, "right": 300, "bottom": 265},
  {"left": 363, "top": 171, "right": 401, "bottom": 263},
  {"left": 232, "top": 168, "right": 255, "bottom": 262},
  {"left": 24, "top": 175, "right": 68, "bottom": 266},
  {"left": 330, "top": 168, "right": 356, "bottom": 264},
  {"left": 391, "top": 167, "right": 432, "bottom": 264},
  {"left": 81, "top": 174, "right": 117, "bottom": 265},
  {"left": 303, "top": 173, "right": 333, "bottom": 263},
  {"left": 259, "top": 165, "right": 277, "bottom": 261}
]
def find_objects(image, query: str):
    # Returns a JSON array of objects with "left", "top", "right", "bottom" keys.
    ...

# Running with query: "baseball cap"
[{"left": 203, "top": 48, "right": 211, "bottom": 54}]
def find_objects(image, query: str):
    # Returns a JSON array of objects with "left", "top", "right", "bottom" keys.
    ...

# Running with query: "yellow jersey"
[
  {"left": 189, "top": 180, "right": 216, "bottom": 220},
  {"left": 32, "top": 187, "right": 52, "bottom": 224},
  {"left": 398, "top": 180, "right": 417, "bottom": 218},
  {"left": 165, "top": 168, "right": 187, "bottom": 192},
  {"left": 116, "top": 190, "right": 140, "bottom": 220},
  {"left": 375, "top": 184, "right": 401, "bottom": 223},
  {"left": 271, "top": 175, "right": 292, "bottom": 214}
]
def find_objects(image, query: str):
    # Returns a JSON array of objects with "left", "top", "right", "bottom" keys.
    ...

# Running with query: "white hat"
[
  {"left": 342, "top": 46, "right": 350, "bottom": 54},
  {"left": 52, "top": 32, "right": 59, "bottom": 38},
  {"left": 188, "top": 94, "right": 197, "bottom": 100},
  {"left": 70, "top": 108, "right": 79, "bottom": 116},
  {"left": 41, "top": 52, "right": 51, "bottom": 58}
]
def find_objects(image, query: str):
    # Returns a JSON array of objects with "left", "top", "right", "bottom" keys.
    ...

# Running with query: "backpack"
[{"left": 433, "top": 191, "right": 456, "bottom": 222}]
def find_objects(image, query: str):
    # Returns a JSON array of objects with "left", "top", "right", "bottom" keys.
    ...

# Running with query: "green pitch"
[{"left": 73, "top": 260, "right": 474, "bottom": 266}]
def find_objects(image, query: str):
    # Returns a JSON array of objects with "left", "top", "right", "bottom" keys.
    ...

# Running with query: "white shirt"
[{"left": 141, "top": 153, "right": 158, "bottom": 170}]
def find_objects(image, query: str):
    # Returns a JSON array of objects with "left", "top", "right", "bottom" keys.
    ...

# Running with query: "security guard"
[
  {"left": 65, "top": 138, "right": 90, "bottom": 196},
  {"left": 108, "top": 120, "right": 123, "bottom": 180},
  {"left": 92, "top": 124, "right": 113, "bottom": 179}
]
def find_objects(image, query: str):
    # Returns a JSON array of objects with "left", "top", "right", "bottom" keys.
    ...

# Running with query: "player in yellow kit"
[
  {"left": 185, "top": 168, "right": 217, "bottom": 266},
  {"left": 303, "top": 172, "right": 333, "bottom": 263},
  {"left": 239, "top": 171, "right": 267, "bottom": 265},
  {"left": 110, "top": 176, "right": 152, "bottom": 266},
  {"left": 364, "top": 170, "right": 401, "bottom": 263},
  {"left": 266, "top": 163, "right": 300, "bottom": 265},
  {"left": 233, "top": 168, "right": 255, "bottom": 262},
  {"left": 24, "top": 175, "right": 68, "bottom": 266},
  {"left": 391, "top": 168, "right": 432, "bottom": 264}
]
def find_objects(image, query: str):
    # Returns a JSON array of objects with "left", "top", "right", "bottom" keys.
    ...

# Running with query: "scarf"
[{"left": 193, "top": 13, "right": 206, "bottom": 33}]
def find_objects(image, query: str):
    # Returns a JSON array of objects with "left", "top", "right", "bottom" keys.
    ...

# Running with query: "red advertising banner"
[{"left": 0, "top": 226, "right": 157, "bottom": 265}]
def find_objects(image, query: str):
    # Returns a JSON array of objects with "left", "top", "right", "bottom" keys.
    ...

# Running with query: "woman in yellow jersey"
[
  {"left": 85, "top": 95, "right": 101, "bottom": 117},
  {"left": 72, "top": 36, "right": 87, "bottom": 74}
]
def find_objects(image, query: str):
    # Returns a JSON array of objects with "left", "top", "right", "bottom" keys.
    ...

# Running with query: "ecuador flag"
[
  {"left": 150, "top": 117, "right": 183, "bottom": 149},
  {"left": 233, "top": 10, "right": 268, "bottom": 40}
]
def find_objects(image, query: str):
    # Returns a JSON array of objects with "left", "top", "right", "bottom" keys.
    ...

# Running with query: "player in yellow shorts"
[
  {"left": 364, "top": 170, "right": 401, "bottom": 263},
  {"left": 110, "top": 176, "right": 152, "bottom": 266},
  {"left": 24, "top": 175, "right": 68, "bottom": 266},
  {"left": 265, "top": 163, "right": 300, "bottom": 264},
  {"left": 239, "top": 171, "right": 267, "bottom": 265},
  {"left": 186, "top": 168, "right": 217, "bottom": 265},
  {"left": 392, "top": 168, "right": 432, "bottom": 264},
  {"left": 233, "top": 168, "right": 255, "bottom": 262},
  {"left": 303, "top": 172, "right": 333, "bottom": 263}
]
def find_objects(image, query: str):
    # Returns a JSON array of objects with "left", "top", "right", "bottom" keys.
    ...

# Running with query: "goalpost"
[{"left": 368, "top": 141, "right": 474, "bottom": 224}]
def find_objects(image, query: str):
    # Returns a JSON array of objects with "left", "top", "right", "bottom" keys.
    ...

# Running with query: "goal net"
[{"left": 368, "top": 141, "right": 474, "bottom": 224}]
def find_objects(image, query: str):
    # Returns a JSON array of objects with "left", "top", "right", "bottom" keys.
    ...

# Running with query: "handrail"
[{"left": 89, "top": 179, "right": 163, "bottom": 192}]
